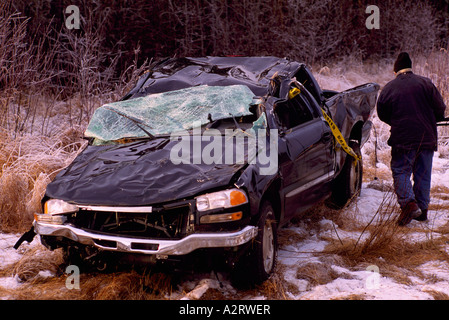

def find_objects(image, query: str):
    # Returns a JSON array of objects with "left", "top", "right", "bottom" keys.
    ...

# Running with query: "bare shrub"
[
  {"left": 377, "top": 0, "right": 440, "bottom": 57},
  {"left": 325, "top": 191, "right": 404, "bottom": 263},
  {"left": 161, "top": 0, "right": 445, "bottom": 64},
  {"left": 114, "top": 47, "right": 151, "bottom": 99},
  {"left": 0, "top": 2, "right": 64, "bottom": 135},
  {"left": 55, "top": 15, "right": 121, "bottom": 123},
  {"left": 0, "top": 2, "right": 59, "bottom": 92},
  {"left": 354, "top": 192, "right": 403, "bottom": 255},
  {"left": 276, "top": 0, "right": 359, "bottom": 65},
  {"left": 416, "top": 48, "right": 449, "bottom": 149}
]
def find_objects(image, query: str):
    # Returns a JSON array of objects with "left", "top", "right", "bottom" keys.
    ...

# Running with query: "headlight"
[
  {"left": 196, "top": 189, "right": 248, "bottom": 212},
  {"left": 44, "top": 199, "right": 79, "bottom": 215},
  {"left": 34, "top": 213, "right": 68, "bottom": 225},
  {"left": 34, "top": 199, "right": 79, "bottom": 225}
]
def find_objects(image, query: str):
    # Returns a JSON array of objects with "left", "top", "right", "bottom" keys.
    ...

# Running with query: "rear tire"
[{"left": 329, "top": 141, "right": 363, "bottom": 209}]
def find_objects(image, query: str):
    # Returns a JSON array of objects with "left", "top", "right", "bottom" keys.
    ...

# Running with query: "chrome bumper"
[{"left": 34, "top": 222, "right": 258, "bottom": 256}]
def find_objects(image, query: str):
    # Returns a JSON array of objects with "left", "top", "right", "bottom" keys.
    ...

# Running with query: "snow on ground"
[
  {"left": 0, "top": 234, "right": 40, "bottom": 294},
  {"left": 0, "top": 234, "right": 25, "bottom": 266}
]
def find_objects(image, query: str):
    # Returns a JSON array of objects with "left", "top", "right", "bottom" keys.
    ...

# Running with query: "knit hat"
[{"left": 394, "top": 52, "right": 412, "bottom": 73}]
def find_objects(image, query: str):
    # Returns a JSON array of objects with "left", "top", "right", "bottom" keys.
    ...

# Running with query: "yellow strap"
[
  {"left": 320, "top": 108, "right": 361, "bottom": 163},
  {"left": 288, "top": 87, "right": 301, "bottom": 99},
  {"left": 288, "top": 87, "right": 360, "bottom": 163}
]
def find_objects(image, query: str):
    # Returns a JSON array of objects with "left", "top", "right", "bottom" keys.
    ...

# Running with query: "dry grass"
[
  {"left": 295, "top": 262, "right": 353, "bottom": 288},
  {"left": 333, "top": 293, "right": 367, "bottom": 300},
  {"left": 1, "top": 254, "right": 175, "bottom": 300},
  {"left": 76, "top": 271, "right": 173, "bottom": 300},
  {"left": 416, "top": 49, "right": 449, "bottom": 108},
  {"left": 0, "top": 128, "right": 86, "bottom": 233},
  {"left": 231, "top": 271, "right": 291, "bottom": 300},
  {"left": 1, "top": 271, "right": 174, "bottom": 300},
  {"left": 9, "top": 246, "right": 64, "bottom": 282},
  {"left": 424, "top": 290, "right": 449, "bottom": 300},
  {"left": 314, "top": 48, "right": 449, "bottom": 294},
  {"left": 0, "top": 243, "right": 176, "bottom": 300},
  {"left": 326, "top": 194, "right": 448, "bottom": 267},
  {"left": 351, "top": 193, "right": 402, "bottom": 255},
  {"left": 431, "top": 186, "right": 449, "bottom": 202}
]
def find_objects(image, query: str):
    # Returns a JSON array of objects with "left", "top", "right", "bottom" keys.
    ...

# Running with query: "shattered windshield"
[{"left": 84, "top": 85, "right": 256, "bottom": 144}]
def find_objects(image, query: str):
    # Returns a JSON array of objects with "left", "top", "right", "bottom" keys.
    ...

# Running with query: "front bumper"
[{"left": 34, "top": 221, "right": 258, "bottom": 256}]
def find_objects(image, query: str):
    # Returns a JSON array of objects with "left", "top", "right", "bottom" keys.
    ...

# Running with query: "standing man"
[{"left": 377, "top": 52, "right": 447, "bottom": 226}]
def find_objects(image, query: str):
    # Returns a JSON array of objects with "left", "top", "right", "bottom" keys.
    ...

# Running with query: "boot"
[
  {"left": 413, "top": 209, "right": 428, "bottom": 222},
  {"left": 398, "top": 201, "right": 421, "bottom": 226}
]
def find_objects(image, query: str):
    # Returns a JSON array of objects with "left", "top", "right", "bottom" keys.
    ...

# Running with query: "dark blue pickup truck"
[{"left": 23, "top": 57, "right": 379, "bottom": 285}]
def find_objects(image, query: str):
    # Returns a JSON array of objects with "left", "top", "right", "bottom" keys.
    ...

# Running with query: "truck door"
[{"left": 276, "top": 86, "right": 334, "bottom": 219}]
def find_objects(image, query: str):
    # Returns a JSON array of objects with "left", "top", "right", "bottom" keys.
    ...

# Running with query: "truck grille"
[{"left": 71, "top": 202, "right": 193, "bottom": 240}]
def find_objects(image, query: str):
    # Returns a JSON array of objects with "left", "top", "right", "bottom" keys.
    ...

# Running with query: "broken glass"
[{"left": 85, "top": 85, "right": 255, "bottom": 144}]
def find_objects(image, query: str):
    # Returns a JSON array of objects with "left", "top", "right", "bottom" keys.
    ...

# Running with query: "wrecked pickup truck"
[{"left": 21, "top": 57, "right": 379, "bottom": 284}]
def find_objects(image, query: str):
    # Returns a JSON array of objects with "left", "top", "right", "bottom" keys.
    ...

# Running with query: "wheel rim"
[
  {"left": 349, "top": 160, "right": 360, "bottom": 194},
  {"left": 262, "top": 215, "right": 275, "bottom": 273}
]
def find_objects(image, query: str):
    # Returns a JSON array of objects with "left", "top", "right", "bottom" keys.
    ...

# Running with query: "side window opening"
[
  {"left": 294, "top": 65, "right": 323, "bottom": 105},
  {"left": 275, "top": 90, "right": 315, "bottom": 130}
]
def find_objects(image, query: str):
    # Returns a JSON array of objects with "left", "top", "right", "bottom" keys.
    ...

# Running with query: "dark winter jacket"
[{"left": 377, "top": 71, "right": 446, "bottom": 151}]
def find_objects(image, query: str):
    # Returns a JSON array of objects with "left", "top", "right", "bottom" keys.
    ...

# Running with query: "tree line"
[{"left": 3, "top": 0, "right": 449, "bottom": 96}]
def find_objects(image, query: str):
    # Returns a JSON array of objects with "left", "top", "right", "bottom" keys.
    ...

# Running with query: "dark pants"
[{"left": 390, "top": 148, "right": 434, "bottom": 210}]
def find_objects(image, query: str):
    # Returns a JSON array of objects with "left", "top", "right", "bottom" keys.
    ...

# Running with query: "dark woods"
[{"left": 2, "top": 0, "right": 449, "bottom": 97}]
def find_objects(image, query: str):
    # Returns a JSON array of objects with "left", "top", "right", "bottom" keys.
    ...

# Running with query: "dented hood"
[{"left": 45, "top": 137, "right": 249, "bottom": 206}]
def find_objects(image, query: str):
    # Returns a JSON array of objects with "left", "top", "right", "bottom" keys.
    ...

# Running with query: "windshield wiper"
[
  {"left": 229, "top": 113, "right": 242, "bottom": 130},
  {"left": 106, "top": 107, "right": 155, "bottom": 140},
  {"left": 203, "top": 113, "right": 244, "bottom": 131},
  {"left": 133, "top": 122, "right": 155, "bottom": 139}
]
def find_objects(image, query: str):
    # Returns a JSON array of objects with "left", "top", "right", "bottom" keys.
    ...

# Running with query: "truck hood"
[{"left": 45, "top": 137, "right": 248, "bottom": 206}]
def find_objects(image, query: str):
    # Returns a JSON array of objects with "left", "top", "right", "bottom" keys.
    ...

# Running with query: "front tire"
[{"left": 232, "top": 201, "right": 278, "bottom": 286}]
